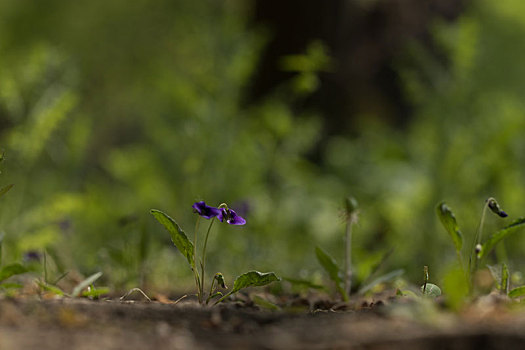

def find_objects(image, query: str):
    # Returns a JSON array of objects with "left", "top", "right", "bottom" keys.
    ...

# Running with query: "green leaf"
[
  {"left": 478, "top": 218, "right": 525, "bottom": 259},
  {"left": 421, "top": 283, "right": 442, "bottom": 297},
  {"left": 315, "top": 246, "right": 346, "bottom": 299},
  {"left": 487, "top": 264, "right": 502, "bottom": 290},
  {"left": 501, "top": 263, "right": 510, "bottom": 295},
  {"left": 358, "top": 269, "right": 404, "bottom": 295},
  {"left": 81, "top": 287, "right": 110, "bottom": 298},
  {"left": 0, "top": 263, "right": 28, "bottom": 282},
  {"left": 36, "top": 280, "right": 65, "bottom": 296},
  {"left": 0, "top": 184, "right": 13, "bottom": 200},
  {"left": 72, "top": 271, "right": 102, "bottom": 297},
  {"left": 282, "top": 277, "right": 325, "bottom": 290},
  {"left": 0, "top": 283, "right": 23, "bottom": 290},
  {"left": 231, "top": 271, "right": 280, "bottom": 294},
  {"left": 150, "top": 209, "right": 195, "bottom": 269},
  {"left": 251, "top": 295, "right": 281, "bottom": 310},
  {"left": 509, "top": 286, "right": 525, "bottom": 298},
  {"left": 216, "top": 271, "right": 280, "bottom": 304},
  {"left": 436, "top": 202, "right": 463, "bottom": 253}
]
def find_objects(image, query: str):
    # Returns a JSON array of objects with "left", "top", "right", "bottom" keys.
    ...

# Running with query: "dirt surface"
[{"left": 1, "top": 296, "right": 525, "bottom": 349}]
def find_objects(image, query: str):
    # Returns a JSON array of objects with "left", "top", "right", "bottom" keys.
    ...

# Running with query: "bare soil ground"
[{"left": 1, "top": 295, "right": 525, "bottom": 349}]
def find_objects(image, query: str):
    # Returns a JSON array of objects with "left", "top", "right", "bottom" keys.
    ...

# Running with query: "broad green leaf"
[
  {"left": 478, "top": 218, "right": 525, "bottom": 259},
  {"left": 421, "top": 283, "right": 442, "bottom": 297},
  {"left": 0, "top": 184, "right": 13, "bottom": 200},
  {"left": 0, "top": 263, "right": 28, "bottom": 282},
  {"left": 358, "top": 269, "right": 404, "bottom": 295},
  {"left": 216, "top": 271, "right": 280, "bottom": 304},
  {"left": 509, "top": 286, "right": 525, "bottom": 298},
  {"left": 231, "top": 271, "right": 280, "bottom": 293},
  {"left": 436, "top": 202, "right": 463, "bottom": 252},
  {"left": 150, "top": 209, "right": 195, "bottom": 269},
  {"left": 501, "top": 263, "right": 509, "bottom": 294},
  {"left": 315, "top": 246, "right": 346, "bottom": 299},
  {"left": 72, "top": 271, "right": 102, "bottom": 297}
]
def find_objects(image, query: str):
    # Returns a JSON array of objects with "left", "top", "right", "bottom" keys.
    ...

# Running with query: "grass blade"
[
  {"left": 478, "top": 218, "right": 525, "bottom": 259},
  {"left": 315, "top": 246, "right": 347, "bottom": 300},
  {"left": 358, "top": 269, "right": 404, "bottom": 295},
  {"left": 150, "top": 209, "right": 195, "bottom": 270},
  {"left": 72, "top": 271, "right": 102, "bottom": 297},
  {"left": 501, "top": 263, "right": 509, "bottom": 295},
  {"left": 0, "top": 184, "right": 13, "bottom": 200},
  {"left": 436, "top": 202, "right": 463, "bottom": 253}
]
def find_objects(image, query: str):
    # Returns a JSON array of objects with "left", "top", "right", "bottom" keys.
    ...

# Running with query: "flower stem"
[
  {"left": 344, "top": 217, "right": 353, "bottom": 297},
  {"left": 200, "top": 218, "right": 215, "bottom": 300},
  {"left": 193, "top": 216, "right": 202, "bottom": 303},
  {"left": 471, "top": 198, "right": 492, "bottom": 275}
]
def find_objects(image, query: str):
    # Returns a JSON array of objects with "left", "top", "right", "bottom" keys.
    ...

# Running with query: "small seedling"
[
  {"left": 151, "top": 201, "right": 279, "bottom": 305},
  {"left": 436, "top": 197, "right": 525, "bottom": 294},
  {"left": 421, "top": 266, "right": 441, "bottom": 298},
  {"left": 316, "top": 197, "right": 403, "bottom": 301}
]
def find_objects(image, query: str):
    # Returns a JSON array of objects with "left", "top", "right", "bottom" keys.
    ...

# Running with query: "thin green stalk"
[
  {"left": 206, "top": 277, "right": 217, "bottom": 304},
  {"left": 200, "top": 218, "right": 215, "bottom": 300},
  {"left": 215, "top": 290, "right": 233, "bottom": 305},
  {"left": 193, "top": 216, "right": 202, "bottom": 303},
  {"left": 344, "top": 217, "right": 354, "bottom": 296},
  {"left": 470, "top": 198, "right": 492, "bottom": 276}
]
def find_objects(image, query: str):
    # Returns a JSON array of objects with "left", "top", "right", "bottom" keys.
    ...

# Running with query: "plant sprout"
[{"left": 436, "top": 197, "right": 525, "bottom": 294}]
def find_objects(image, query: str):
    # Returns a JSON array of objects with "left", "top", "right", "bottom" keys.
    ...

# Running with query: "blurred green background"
[{"left": 1, "top": 0, "right": 525, "bottom": 293}]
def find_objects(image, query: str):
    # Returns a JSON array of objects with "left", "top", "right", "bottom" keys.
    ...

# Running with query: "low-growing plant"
[
  {"left": 316, "top": 197, "right": 403, "bottom": 301},
  {"left": 151, "top": 202, "right": 280, "bottom": 305},
  {"left": 436, "top": 197, "right": 525, "bottom": 295}
]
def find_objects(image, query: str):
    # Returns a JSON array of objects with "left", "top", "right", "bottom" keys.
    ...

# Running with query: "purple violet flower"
[
  {"left": 218, "top": 207, "right": 246, "bottom": 225},
  {"left": 192, "top": 201, "right": 221, "bottom": 219}
]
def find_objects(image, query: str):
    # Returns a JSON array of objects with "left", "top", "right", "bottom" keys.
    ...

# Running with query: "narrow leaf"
[
  {"left": 478, "top": 218, "right": 525, "bottom": 259},
  {"left": 0, "top": 263, "right": 28, "bottom": 282},
  {"left": 251, "top": 295, "right": 281, "bottom": 310},
  {"left": 421, "top": 283, "right": 442, "bottom": 297},
  {"left": 509, "top": 286, "right": 525, "bottom": 298},
  {"left": 358, "top": 269, "right": 404, "bottom": 295},
  {"left": 72, "top": 271, "right": 102, "bottom": 297},
  {"left": 36, "top": 280, "right": 65, "bottom": 296},
  {"left": 282, "top": 277, "right": 325, "bottom": 290},
  {"left": 501, "top": 263, "right": 509, "bottom": 295},
  {"left": 231, "top": 271, "right": 280, "bottom": 293},
  {"left": 150, "top": 209, "right": 195, "bottom": 269},
  {"left": 436, "top": 202, "right": 463, "bottom": 252},
  {"left": 487, "top": 264, "right": 502, "bottom": 290},
  {"left": 0, "top": 184, "right": 13, "bottom": 199},
  {"left": 0, "top": 282, "right": 23, "bottom": 290},
  {"left": 82, "top": 287, "right": 110, "bottom": 298},
  {"left": 315, "top": 246, "right": 346, "bottom": 299}
]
